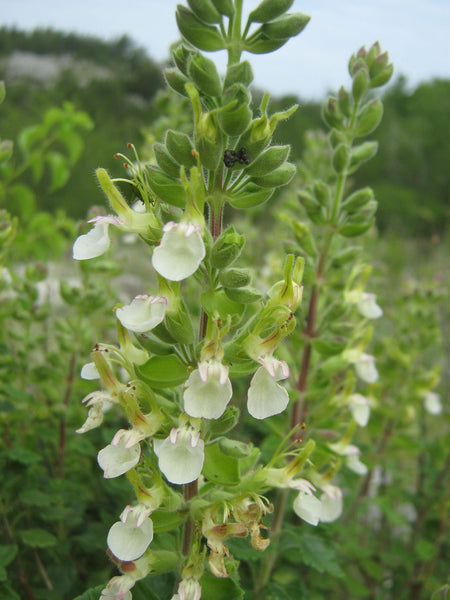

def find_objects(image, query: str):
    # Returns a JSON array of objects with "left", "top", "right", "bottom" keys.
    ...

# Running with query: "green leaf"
[
  {"left": 7, "top": 445, "right": 42, "bottom": 465},
  {"left": 0, "top": 583, "right": 20, "bottom": 600},
  {"left": 58, "top": 128, "right": 84, "bottom": 164},
  {"left": 228, "top": 184, "right": 274, "bottom": 209},
  {"left": 0, "top": 545, "right": 18, "bottom": 568},
  {"left": 203, "top": 442, "right": 241, "bottom": 485},
  {"left": 73, "top": 585, "right": 104, "bottom": 600},
  {"left": 414, "top": 539, "right": 437, "bottom": 561},
  {"left": 201, "top": 290, "right": 245, "bottom": 323},
  {"left": 280, "top": 529, "right": 344, "bottom": 578},
  {"left": 137, "top": 355, "right": 189, "bottom": 388},
  {"left": 9, "top": 184, "right": 36, "bottom": 222},
  {"left": 19, "top": 528, "right": 58, "bottom": 548},
  {"left": 199, "top": 572, "right": 244, "bottom": 600},
  {"left": 20, "top": 488, "right": 54, "bottom": 507},
  {"left": 46, "top": 152, "right": 70, "bottom": 191}
]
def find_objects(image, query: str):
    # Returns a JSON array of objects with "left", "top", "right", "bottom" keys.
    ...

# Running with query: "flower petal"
[
  {"left": 355, "top": 353, "right": 379, "bottom": 383},
  {"left": 320, "top": 492, "right": 343, "bottom": 523},
  {"left": 73, "top": 222, "right": 110, "bottom": 260},
  {"left": 157, "top": 434, "right": 204, "bottom": 485},
  {"left": 293, "top": 492, "right": 322, "bottom": 526},
  {"left": 107, "top": 516, "right": 153, "bottom": 561},
  {"left": 152, "top": 222, "right": 205, "bottom": 281},
  {"left": 116, "top": 294, "right": 167, "bottom": 333},
  {"left": 183, "top": 363, "right": 232, "bottom": 419},
  {"left": 97, "top": 438, "right": 140, "bottom": 478},
  {"left": 247, "top": 366, "right": 289, "bottom": 419},
  {"left": 424, "top": 391, "right": 442, "bottom": 415},
  {"left": 357, "top": 293, "right": 383, "bottom": 319}
]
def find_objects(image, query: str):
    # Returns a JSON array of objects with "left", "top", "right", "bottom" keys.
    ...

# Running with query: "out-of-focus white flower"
[
  {"left": 319, "top": 485, "right": 343, "bottom": 523},
  {"left": 73, "top": 222, "right": 111, "bottom": 260},
  {"left": 348, "top": 393, "right": 371, "bottom": 426},
  {"left": 97, "top": 437, "right": 141, "bottom": 478},
  {"left": 80, "top": 362, "right": 100, "bottom": 380},
  {"left": 355, "top": 353, "right": 379, "bottom": 384},
  {"left": 357, "top": 293, "right": 383, "bottom": 319},
  {"left": 152, "top": 221, "right": 205, "bottom": 281},
  {"left": 423, "top": 391, "right": 442, "bottom": 415},
  {"left": 247, "top": 355, "right": 290, "bottom": 420},
  {"left": 171, "top": 578, "right": 202, "bottom": 600},
  {"left": 344, "top": 444, "right": 368, "bottom": 475},
  {"left": 100, "top": 574, "right": 135, "bottom": 600},
  {"left": 154, "top": 427, "right": 204, "bottom": 485},
  {"left": 293, "top": 491, "right": 322, "bottom": 526},
  {"left": 115, "top": 294, "right": 167, "bottom": 333},
  {"left": 183, "top": 360, "right": 232, "bottom": 419},
  {"left": 107, "top": 504, "right": 154, "bottom": 562}
]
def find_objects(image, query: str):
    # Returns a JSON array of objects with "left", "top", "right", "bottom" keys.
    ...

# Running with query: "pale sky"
[{"left": 1, "top": 0, "right": 449, "bottom": 99}]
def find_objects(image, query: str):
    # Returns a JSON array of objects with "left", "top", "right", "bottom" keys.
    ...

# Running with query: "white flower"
[
  {"left": 183, "top": 360, "right": 232, "bottom": 419},
  {"left": 97, "top": 437, "right": 141, "bottom": 478},
  {"left": 293, "top": 491, "right": 322, "bottom": 526},
  {"left": 348, "top": 393, "right": 371, "bottom": 426},
  {"left": 76, "top": 390, "right": 114, "bottom": 433},
  {"left": 357, "top": 293, "right": 383, "bottom": 319},
  {"left": 116, "top": 294, "right": 167, "bottom": 333},
  {"left": 154, "top": 427, "right": 204, "bottom": 485},
  {"left": 319, "top": 485, "right": 343, "bottom": 523},
  {"left": 80, "top": 362, "right": 100, "bottom": 380},
  {"left": 247, "top": 356, "right": 290, "bottom": 420},
  {"left": 171, "top": 578, "right": 202, "bottom": 600},
  {"left": 75, "top": 404, "right": 104, "bottom": 434},
  {"left": 100, "top": 575, "right": 135, "bottom": 600},
  {"left": 72, "top": 222, "right": 110, "bottom": 260},
  {"left": 355, "top": 353, "right": 379, "bottom": 384},
  {"left": 152, "top": 222, "right": 205, "bottom": 281},
  {"left": 344, "top": 444, "right": 368, "bottom": 475},
  {"left": 423, "top": 391, "right": 442, "bottom": 415},
  {"left": 107, "top": 505, "right": 154, "bottom": 562}
]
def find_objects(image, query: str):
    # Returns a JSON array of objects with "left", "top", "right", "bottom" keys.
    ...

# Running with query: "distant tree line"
[{"left": 0, "top": 28, "right": 448, "bottom": 235}]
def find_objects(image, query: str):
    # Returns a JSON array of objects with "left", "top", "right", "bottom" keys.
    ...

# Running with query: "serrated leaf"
[
  {"left": 19, "top": 528, "right": 58, "bottom": 548},
  {"left": 73, "top": 584, "right": 104, "bottom": 600},
  {"left": 280, "top": 530, "right": 344, "bottom": 578},
  {"left": 7, "top": 445, "right": 42, "bottom": 465},
  {"left": 203, "top": 442, "right": 241, "bottom": 485},
  {"left": 199, "top": 572, "right": 244, "bottom": 600},
  {"left": 137, "top": 355, "right": 189, "bottom": 388}
]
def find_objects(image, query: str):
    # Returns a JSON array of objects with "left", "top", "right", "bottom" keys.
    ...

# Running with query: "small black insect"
[{"left": 223, "top": 147, "right": 250, "bottom": 168}]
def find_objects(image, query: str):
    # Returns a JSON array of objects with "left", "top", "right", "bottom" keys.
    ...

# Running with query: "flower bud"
[
  {"left": 352, "top": 67, "right": 370, "bottom": 104},
  {"left": 219, "top": 267, "right": 251, "bottom": 288},
  {"left": 313, "top": 180, "right": 331, "bottom": 207},
  {"left": 331, "top": 246, "right": 361, "bottom": 267},
  {"left": 291, "top": 221, "right": 317, "bottom": 257},
  {"left": 176, "top": 5, "right": 225, "bottom": 51},
  {"left": 322, "top": 97, "right": 344, "bottom": 130},
  {"left": 365, "top": 42, "right": 380, "bottom": 68},
  {"left": 188, "top": 53, "right": 222, "bottom": 97},
  {"left": 298, "top": 189, "right": 320, "bottom": 212},
  {"left": 171, "top": 44, "right": 195, "bottom": 76},
  {"left": 223, "top": 61, "right": 254, "bottom": 89},
  {"left": 218, "top": 438, "right": 253, "bottom": 458},
  {"left": 187, "top": 0, "right": 221, "bottom": 24},
  {"left": 211, "top": 0, "right": 234, "bottom": 17},
  {"left": 211, "top": 227, "right": 245, "bottom": 268},
  {"left": 369, "top": 50, "right": 389, "bottom": 78},
  {"left": 341, "top": 187, "right": 374, "bottom": 212},
  {"left": 0, "top": 140, "right": 13, "bottom": 164},
  {"left": 145, "top": 166, "right": 186, "bottom": 208},
  {"left": 228, "top": 183, "right": 274, "bottom": 209},
  {"left": 370, "top": 62, "right": 394, "bottom": 88},
  {"left": 251, "top": 161, "right": 296, "bottom": 188},
  {"left": 153, "top": 143, "right": 181, "bottom": 179},
  {"left": 332, "top": 143, "right": 351, "bottom": 174},
  {"left": 164, "top": 68, "right": 190, "bottom": 97},
  {"left": 260, "top": 13, "right": 310, "bottom": 40},
  {"left": 218, "top": 84, "right": 252, "bottom": 136},
  {"left": 165, "top": 130, "right": 197, "bottom": 169},
  {"left": 337, "top": 86, "right": 352, "bottom": 118},
  {"left": 249, "top": 0, "right": 294, "bottom": 23},
  {"left": 165, "top": 299, "right": 195, "bottom": 344},
  {"left": 246, "top": 145, "right": 290, "bottom": 177},
  {"left": 224, "top": 286, "right": 262, "bottom": 304},
  {"left": 353, "top": 98, "right": 383, "bottom": 136},
  {"left": 348, "top": 141, "right": 378, "bottom": 172}
]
